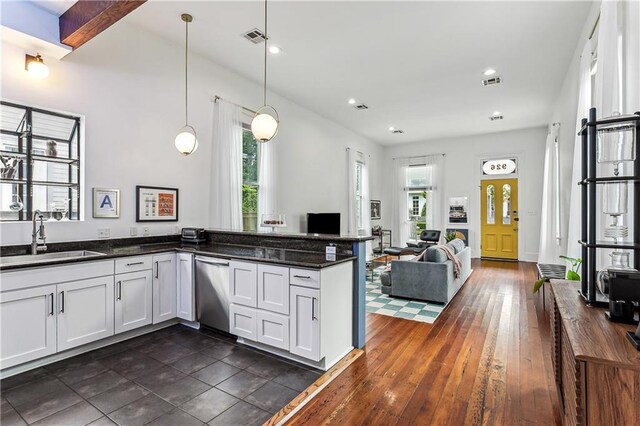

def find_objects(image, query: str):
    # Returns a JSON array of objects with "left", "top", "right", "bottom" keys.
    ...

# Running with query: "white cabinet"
[
  {"left": 115, "top": 270, "right": 153, "bottom": 334},
  {"left": 257, "top": 264, "right": 289, "bottom": 315},
  {"left": 257, "top": 310, "right": 289, "bottom": 350},
  {"left": 0, "top": 285, "right": 57, "bottom": 369},
  {"left": 57, "top": 277, "right": 115, "bottom": 351},
  {"left": 229, "top": 261, "right": 257, "bottom": 307},
  {"left": 229, "top": 304, "right": 257, "bottom": 341},
  {"left": 289, "top": 285, "right": 320, "bottom": 361},
  {"left": 152, "top": 253, "right": 177, "bottom": 324},
  {"left": 177, "top": 253, "right": 195, "bottom": 321}
]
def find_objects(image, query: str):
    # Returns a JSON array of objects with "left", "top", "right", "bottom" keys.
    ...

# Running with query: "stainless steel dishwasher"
[{"left": 194, "top": 256, "right": 230, "bottom": 333}]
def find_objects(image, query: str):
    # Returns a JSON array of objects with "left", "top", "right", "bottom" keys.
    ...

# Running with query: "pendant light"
[
  {"left": 175, "top": 13, "right": 198, "bottom": 155},
  {"left": 251, "top": 0, "right": 279, "bottom": 142}
]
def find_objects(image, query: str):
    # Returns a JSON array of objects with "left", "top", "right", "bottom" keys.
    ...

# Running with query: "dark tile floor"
[{"left": 1, "top": 325, "right": 321, "bottom": 425}]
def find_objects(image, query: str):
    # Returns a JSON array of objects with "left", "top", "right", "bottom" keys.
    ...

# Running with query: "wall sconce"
[{"left": 25, "top": 53, "right": 49, "bottom": 79}]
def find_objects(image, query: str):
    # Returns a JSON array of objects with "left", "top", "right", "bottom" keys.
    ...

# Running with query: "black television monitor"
[{"left": 307, "top": 213, "right": 341, "bottom": 235}]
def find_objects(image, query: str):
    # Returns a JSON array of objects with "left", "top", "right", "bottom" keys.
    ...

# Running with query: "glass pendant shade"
[
  {"left": 251, "top": 108, "right": 279, "bottom": 142},
  {"left": 596, "top": 114, "right": 636, "bottom": 174},
  {"left": 174, "top": 126, "right": 198, "bottom": 155},
  {"left": 602, "top": 182, "right": 628, "bottom": 215}
]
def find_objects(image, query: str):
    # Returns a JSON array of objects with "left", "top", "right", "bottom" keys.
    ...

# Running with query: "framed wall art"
[
  {"left": 93, "top": 188, "right": 120, "bottom": 218},
  {"left": 370, "top": 200, "right": 381, "bottom": 220},
  {"left": 448, "top": 196, "right": 468, "bottom": 224},
  {"left": 136, "top": 185, "right": 179, "bottom": 222}
]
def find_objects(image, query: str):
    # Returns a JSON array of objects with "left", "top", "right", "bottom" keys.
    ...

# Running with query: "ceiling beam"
[{"left": 59, "top": 0, "right": 147, "bottom": 49}]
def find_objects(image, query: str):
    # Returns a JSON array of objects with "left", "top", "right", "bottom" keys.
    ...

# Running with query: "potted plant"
[{"left": 533, "top": 255, "right": 582, "bottom": 293}]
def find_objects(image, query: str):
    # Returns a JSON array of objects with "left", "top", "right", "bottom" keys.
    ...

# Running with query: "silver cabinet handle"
[
  {"left": 294, "top": 275, "right": 311, "bottom": 279},
  {"left": 116, "top": 281, "right": 122, "bottom": 301},
  {"left": 195, "top": 257, "right": 229, "bottom": 266},
  {"left": 126, "top": 261, "right": 144, "bottom": 266},
  {"left": 155, "top": 261, "right": 159, "bottom": 279},
  {"left": 312, "top": 297, "right": 317, "bottom": 320},
  {"left": 60, "top": 291, "right": 65, "bottom": 313},
  {"left": 49, "top": 292, "right": 54, "bottom": 316}
]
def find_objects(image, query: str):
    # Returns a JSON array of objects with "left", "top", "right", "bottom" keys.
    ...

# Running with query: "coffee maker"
[{"left": 606, "top": 270, "right": 640, "bottom": 324}]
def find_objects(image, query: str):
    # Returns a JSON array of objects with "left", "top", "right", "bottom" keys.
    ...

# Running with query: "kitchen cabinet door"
[
  {"left": 257, "top": 264, "right": 289, "bottom": 315},
  {"left": 289, "top": 285, "right": 320, "bottom": 361},
  {"left": 0, "top": 285, "right": 57, "bottom": 369},
  {"left": 153, "top": 253, "right": 177, "bottom": 324},
  {"left": 229, "top": 304, "right": 257, "bottom": 341},
  {"left": 115, "top": 270, "right": 153, "bottom": 334},
  {"left": 57, "top": 277, "right": 115, "bottom": 351},
  {"left": 177, "top": 253, "right": 195, "bottom": 321},
  {"left": 257, "top": 310, "right": 289, "bottom": 350},
  {"left": 229, "top": 261, "right": 257, "bottom": 308}
]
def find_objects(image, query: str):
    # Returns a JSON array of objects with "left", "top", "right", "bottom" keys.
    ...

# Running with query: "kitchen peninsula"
[{"left": 0, "top": 230, "right": 370, "bottom": 378}]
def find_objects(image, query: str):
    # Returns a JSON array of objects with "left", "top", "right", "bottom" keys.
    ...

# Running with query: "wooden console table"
[{"left": 550, "top": 280, "right": 640, "bottom": 425}]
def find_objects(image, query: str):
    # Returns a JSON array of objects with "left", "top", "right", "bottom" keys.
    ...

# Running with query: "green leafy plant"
[
  {"left": 533, "top": 255, "right": 582, "bottom": 293},
  {"left": 444, "top": 231, "right": 457, "bottom": 242}
]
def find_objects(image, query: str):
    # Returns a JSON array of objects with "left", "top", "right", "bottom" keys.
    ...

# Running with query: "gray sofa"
[{"left": 380, "top": 239, "right": 471, "bottom": 304}]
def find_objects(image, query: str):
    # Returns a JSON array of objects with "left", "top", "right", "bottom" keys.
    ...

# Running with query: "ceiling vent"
[
  {"left": 490, "top": 114, "right": 504, "bottom": 121},
  {"left": 482, "top": 76, "right": 502, "bottom": 86},
  {"left": 354, "top": 104, "right": 369, "bottom": 110},
  {"left": 392, "top": 129, "right": 404, "bottom": 134},
  {"left": 242, "top": 28, "right": 266, "bottom": 44}
]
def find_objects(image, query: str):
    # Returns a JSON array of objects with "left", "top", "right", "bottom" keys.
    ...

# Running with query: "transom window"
[{"left": 0, "top": 101, "right": 81, "bottom": 222}]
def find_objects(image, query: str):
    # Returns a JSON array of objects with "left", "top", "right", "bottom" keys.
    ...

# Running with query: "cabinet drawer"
[
  {"left": 257, "top": 310, "right": 289, "bottom": 350},
  {"left": 229, "top": 304, "right": 257, "bottom": 341},
  {"left": 289, "top": 268, "right": 320, "bottom": 289},
  {"left": 115, "top": 256, "right": 153, "bottom": 274}
]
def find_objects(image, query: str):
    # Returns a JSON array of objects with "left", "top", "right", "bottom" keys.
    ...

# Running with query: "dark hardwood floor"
[{"left": 287, "top": 259, "right": 562, "bottom": 425}]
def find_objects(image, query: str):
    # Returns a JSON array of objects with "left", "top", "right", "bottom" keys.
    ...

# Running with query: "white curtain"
[
  {"left": 257, "top": 141, "right": 278, "bottom": 232},
  {"left": 566, "top": 38, "right": 595, "bottom": 260},
  {"left": 538, "top": 124, "right": 562, "bottom": 263},
  {"left": 391, "top": 157, "right": 410, "bottom": 246},
  {"left": 346, "top": 148, "right": 370, "bottom": 237},
  {"left": 210, "top": 99, "right": 243, "bottom": 231}
]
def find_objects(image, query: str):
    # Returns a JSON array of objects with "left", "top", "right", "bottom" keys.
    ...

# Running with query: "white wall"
[
  {"left": 382, "top": 127, "right": 547, "bottom": 262},
  {"left": 546, "top": 2, "right": 601, "bottom": 257},
  {"left": 0, "top": 21, "right": 382, "bottom": 245}
]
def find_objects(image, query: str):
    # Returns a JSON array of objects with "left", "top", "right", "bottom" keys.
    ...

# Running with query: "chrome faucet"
[{"left": 31, "top": 210, "right": 47, "bottom": 254}]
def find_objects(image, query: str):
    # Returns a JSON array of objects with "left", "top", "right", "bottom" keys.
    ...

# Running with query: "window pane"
[
  {"left": 243, "top": 129, "right": 258, "bottom": 184},
  {"left": 487, "top": 185, "right": 495, "bottom": 225},
  {"left": 0, "top": 104, "right": 26, "bottom": 133},
  {"left": 31, "top": 111, "right": 76, "bottom": 141},
  {"left": 0, "top": 183, "right": 26, "bottom": 220},
  {"left": 242, "top": 184, "right": 258, "bottom": 231},
  {"left": 502, "top": 184, "right": 511, "bottom": 225},
  {"left": 406, "top": 165, "right": 427, "bottom": 187}
]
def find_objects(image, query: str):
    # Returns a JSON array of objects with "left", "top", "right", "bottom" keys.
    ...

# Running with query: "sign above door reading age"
[{"left": 482, "top": 158, "right": 517, "bottom": 176}]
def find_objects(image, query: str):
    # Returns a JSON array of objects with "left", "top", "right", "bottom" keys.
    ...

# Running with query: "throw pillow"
[
  {"left": 447, "top": 238, "right": 465, "bottom": 254},
  {"left": 425, "top": 246, "right": 447, "bottom": 263}
]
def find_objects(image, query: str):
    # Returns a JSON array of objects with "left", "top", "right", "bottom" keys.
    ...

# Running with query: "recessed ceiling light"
[
  {"left": 269, "top": 45, "right": 281, "bottom": 54},
  {"left": 492, "top": 111, "right": 501, "bottom": 116},
  {"left": 388, "top": 126, "right": 394, "bottom": 131},
  {"left": 483, "top": 68, "right": 497, "bottom": 76},
  {"left": 348, "top": 98, "right": 356, "bottom": 105}
]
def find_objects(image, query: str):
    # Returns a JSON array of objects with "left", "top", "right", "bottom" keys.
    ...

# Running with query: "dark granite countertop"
[
  {"left": 0, "top": 242, "right": 356, "bottom": 272},
  {"left": 205, "top": 228, "right": 374, "bottom": 242}
]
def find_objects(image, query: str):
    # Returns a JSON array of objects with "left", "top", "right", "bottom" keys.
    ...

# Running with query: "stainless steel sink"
[{"left": 0, "top": 250, "right": 106, "bottom": 266}]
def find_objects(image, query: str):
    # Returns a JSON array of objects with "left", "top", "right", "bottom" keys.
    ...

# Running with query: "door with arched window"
[{"left": 480, "top": 178, "right": 518, "bottom": 260}]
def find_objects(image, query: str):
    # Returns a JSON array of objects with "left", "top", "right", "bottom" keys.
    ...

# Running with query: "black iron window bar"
[{"left": 0, "top": 101, "right": 81, "bottom": 222}]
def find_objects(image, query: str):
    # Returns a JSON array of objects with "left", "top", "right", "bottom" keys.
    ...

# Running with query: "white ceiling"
[{"left": 41, "top": 1, "right": 594, "bottom": 145}]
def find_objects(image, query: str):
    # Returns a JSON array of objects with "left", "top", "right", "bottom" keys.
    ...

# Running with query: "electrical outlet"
[
  {"left": 130, "top": 227, "right": 138, "bottom": 236},
  {"left": 143, "top": 226, "right": 150, "bottom": 236},
  {"left": 174, "top": 225, "right": 180, "bottom": 234},
  {"left": 97, "top": 228, "right": 110, "bottom": 238}
]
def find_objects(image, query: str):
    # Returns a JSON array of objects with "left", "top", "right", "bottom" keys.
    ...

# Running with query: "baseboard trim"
[{"left": 264, "top": 347, "right": 364, "bottom": 426}]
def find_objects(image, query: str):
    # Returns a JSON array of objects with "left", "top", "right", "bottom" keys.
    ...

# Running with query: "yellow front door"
[{"left": 480, "top": 178, "right": 518, "bottom": 260}]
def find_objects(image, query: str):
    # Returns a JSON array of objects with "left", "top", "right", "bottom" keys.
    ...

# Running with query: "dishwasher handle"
[{"left": 195, "top": 257, "right": 229, "bottom": 266}]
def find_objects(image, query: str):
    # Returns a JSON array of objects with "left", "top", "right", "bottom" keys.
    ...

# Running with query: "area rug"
[{"left": 366, "top": 268, "right": 444, "bottom": 324}]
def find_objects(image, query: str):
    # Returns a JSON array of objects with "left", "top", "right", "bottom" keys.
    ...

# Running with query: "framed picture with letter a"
[
  {"left": 136, "top": 185, "right": 179, "bottom": 222},
  {"left": 93, "top": 188, "right": 120, "bottom": 218}
]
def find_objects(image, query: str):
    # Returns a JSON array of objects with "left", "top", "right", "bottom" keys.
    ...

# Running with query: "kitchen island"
[{"left": 0, "top": 230, "right": 370, "bottom": 376}]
